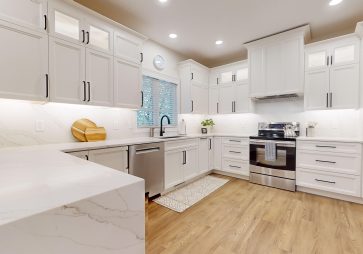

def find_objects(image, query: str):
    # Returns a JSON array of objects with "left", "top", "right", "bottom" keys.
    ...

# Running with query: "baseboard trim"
[
  {"left": 212, "top": 169, "right": 250, "bottom": 181},
  {"left": 297, "top": 186, "right": 363, "bottom": 204}
]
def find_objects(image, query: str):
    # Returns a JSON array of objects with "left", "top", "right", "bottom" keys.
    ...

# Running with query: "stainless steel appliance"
[
  {"left": 249, "top": 122, "right": 300, "bottom": 191},
  {"left": 129, "top": 142, "right": 165, "bottom": 197}
]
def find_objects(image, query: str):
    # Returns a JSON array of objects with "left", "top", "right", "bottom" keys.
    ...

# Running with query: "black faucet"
[{"left": 160, "top": 115, "right": 171, "bottom": 137}]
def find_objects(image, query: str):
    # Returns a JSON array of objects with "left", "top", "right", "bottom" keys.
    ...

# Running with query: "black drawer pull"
[
  {"left": 229, "top": 151, "right": 241, "bottom": 154},
  {"left": 315, "top": 179, "right": 336, "bottom": 184},
  {"left": 229, "top": 140, "right": 241, "bottom": 143},
  {"left": 229, "top": 165, "right": 241, "bottom": 169},
  {"left": 316, "top": 145, "right": 336, "bottom": 149},
  {"left": 316, "top": 160, "right": 336, "bottom": 164}
]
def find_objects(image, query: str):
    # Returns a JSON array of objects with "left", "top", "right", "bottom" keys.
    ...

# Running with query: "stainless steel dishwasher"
[{"left": 129, "top": 142, "right": 165, "bottom": 198}]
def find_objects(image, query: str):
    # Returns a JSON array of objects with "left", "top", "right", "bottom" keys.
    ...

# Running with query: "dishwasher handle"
[{"left": 135, "top": 147, "right": 160, "bottom": 154}]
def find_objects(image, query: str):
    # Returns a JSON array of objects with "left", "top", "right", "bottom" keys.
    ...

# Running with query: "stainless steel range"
[{"left": 249, "top": 122, "right": 300, "bottom": 191}]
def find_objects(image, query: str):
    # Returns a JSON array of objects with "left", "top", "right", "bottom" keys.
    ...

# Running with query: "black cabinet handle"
[
  {"left": 331, "top": 56, "right": 333, "bottom": 65},
  {"left": 217, "top": 78, "right": 219, "bottom": 85},
  {"left": 209, "top": 139, "right": 212, "bottom": 150},
  {"left": 81, "top": 30, "right": 85, "bottom": 43},
  {"left": 217, "top": 102, "right": 219, "bottom": 114},
  {"left": 45, "top": 74, "right": 49, "bottom": 98},
  {"left": 140, "top": 53, "right": 143, "bottom": 63},
  {"left": 191, "top": 100, "right": 194, "bottom": 112},
  {"left": 330, "top": 92, "right": 333, "bottom": 108},
  {"left": 316, "top": 160, "right": 336, "bottom": 164},
  {"left": 85, "top": 155, "right": 89, "bottom": 161},
  {"left": 86, "top": 31, "right": 90, "bottom": 44},
  {"left": 44, "top": 15, "right": 47, "bottom": 31},
  {"left": 326, "top": 93, "right": 329, "bottom": 108},
  {"left": 327, "top": 56, "right": 329, "bottom": 66},
  {"left": 229, "top": 165, "right": 241, "bottom": 169},
  {"left": 316, "top": 145, "right": 336, "bottom": 149},
  {"left": 83, "top": 81, "right": 87, "bottom": 101},
  {"left": 191, "top": 73, "right": 194, "bottom": 80},
  {"left": 229, "top": 140, "right": 241, "bottom": 143},
  {"left": 229, "top": 151, "right": 241, "bottom": 154},
  {"left": 87, "top": 82, "right": 91, "bottom": 102},
  {"left": 141, "top": 91, "right": 144, "bottom": 107},
  {"left": 315, "top": 179, "right": 335, "bottom": 184}
]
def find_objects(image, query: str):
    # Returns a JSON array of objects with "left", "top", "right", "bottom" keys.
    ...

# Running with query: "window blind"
[{"left": 137, "top": 76, "right": 177, "bottom": 127}]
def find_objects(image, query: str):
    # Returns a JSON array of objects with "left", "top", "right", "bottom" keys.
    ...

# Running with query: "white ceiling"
[{"left": 75, "top": 0, "right": 363, "bottom": 67}]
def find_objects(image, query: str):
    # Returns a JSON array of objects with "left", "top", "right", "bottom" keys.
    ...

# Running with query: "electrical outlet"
[{"left": 35, "top": 120, "right": 45, "bottom": 132}]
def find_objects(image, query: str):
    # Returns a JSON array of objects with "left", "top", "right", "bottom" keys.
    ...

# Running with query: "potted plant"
[{"left": 201, "top": 119, "right": 215, "bottom": 134}]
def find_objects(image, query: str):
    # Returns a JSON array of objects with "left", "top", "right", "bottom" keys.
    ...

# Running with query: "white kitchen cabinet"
[
  {"left": 209, "top": 86, "right": 219, "bottom": 114},
  {"left": 0, "top": 20, "right": 48, "bottom": 101},
  {"left": 235, "top": 83, "right": 251, "bottom": 113},
  {"left": 183, "top": 146, "right": 199, "bottom": 181},
  {"left": 68, "top": 147, "right": 128, "bottom": 173},
  {"left": 114, "top": 57, "right": 142, "bottom": 109},
  {"left": 178, "top": 59, "right": 209, "bottom": 114},
  {"left": 219, "top": 84, "right": 234, "bottom": 114},
  {"left": 88, "top": 147, "right": 128, "bottom": 173},
  {"left": 213, "top": 137, "right": 222, "bottom": 170},
  {"left": 165, "top": 149, "right": 184, "bottom": 189},
  {"left": 246, "top": 26, "right": 308, "bottom": 98},
  {"left": 208, "top": 138, "right": 214, "bottom": 170},
  {"left": 305, "top": 35, "right": 360, "bottom": 110},
  {"left": 86, "top": 49, "right": 113, "bottom": 106},
  {"left": 49, "top": 37, "right": 86, "bottom": 104},
  {"left": 85, "top": 16, "right": 113, "bottom": 54},
  {"left": 0, "top": 0, "right": 47, "bottom": 32},
  {"left": 199, "top": 138, "right": 210, "bottom": 174},
  {"left": 220, "top": 137, "right": 249, "bottom": 177},
  {"left": 114, "top": 30, "right": 143, "bottom": 64}
]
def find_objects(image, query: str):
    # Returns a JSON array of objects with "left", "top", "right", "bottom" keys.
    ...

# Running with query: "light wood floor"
[{"left": 147, "top": 174, "right": 363, "bottom": 254}]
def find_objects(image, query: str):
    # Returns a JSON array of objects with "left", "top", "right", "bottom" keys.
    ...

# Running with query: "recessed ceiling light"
[
  {"left": 215, "top": 40, "right": 224, "bottom": 45},
  {"left": 169, "top": 33, "right": 178, "bottom": 39},
  {"left": 159, "top": 0, "right": 168, "bottom": 3},
  {"left": 329, "top": 0, "right": 343, "bottom": 6}
]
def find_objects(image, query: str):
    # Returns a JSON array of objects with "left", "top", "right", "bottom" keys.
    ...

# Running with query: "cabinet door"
[
  {"left": 191, "top": 65, "right": 208, "bottom": 85},
  {"left": 165, "top": 150, "right": 184, "bottom": 189},
  {"left": 114, "top": 57, "right": 142, "bottom": 109},
  {"left": 49, "top": 37, "right": 86, "bottom": 104},
  {"left": 68, "top": 150, "right": 89, "bottom": 160},
  {"left": 0, "top": 0, "right": 47, "bottom": 32},
  {"left": 305, "top": 47, "right": 329, "bottom": 72},
  {"left": 219, "top": 84, "right": 234, "bottom": 114},
  {"left": 85, "top": 17, "right": 113, "bottom": 54},
  {"left": 208, "top": 138, "right": 214, "bottom": 170},
  {"left": 331, "top": 38, "right": 360, "bottom": 67},
  {"left": 179, "top": 65, "right": 192, "bottom": 113},
  {"left": 329, "top": 64, "right": 359, "bottom": 109},
  {"left": 265, "top": 43, "right": 282, "bottom": 95},
  {"left": 304, "top": 69, "right": 330, "bottom": 110},
  {"left": 114, "top": 30, "right": 143, "bottom": 64},
  {"left": 209, "top": 86, "right": 219, "bottom": 114},
  {"left": 235, "top": 83, "right": 251, "bottom": 113},
  {"left": 220, "top": 70, "right": 233, "bottom": 84},
  {"left": 235, "top": 67, "right": 249, "bottom": 83},
  {"left": 183, "top": 147, "right": 199, "bottom": 181},
  {"left": 0, "top": 21, "right": 48, "bottom": 101},
  {"left": 88, "top": 147, "right": 128, "bottom": 173},
  {"left": 213, "top": 137, "right": 222, "bottom": 170},
  {"left": 49, "top": 1, "right": 83, "bottom": 44},
  {"left": 191, "top": 84, "right": 208, "bottom": 114},
  {"left": 199, "top": 138, "right": 209, "bottom": 174},
  {"left": 249, "top": 47, "right": 265, "bottom": 97},
  {"left": 86, "top": 49, "right": 113, "bottom": 106}
]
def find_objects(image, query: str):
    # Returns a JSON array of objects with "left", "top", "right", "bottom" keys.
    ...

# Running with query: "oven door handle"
[{"left": 249, "top": 140, "right": 296, "bottom": 148}]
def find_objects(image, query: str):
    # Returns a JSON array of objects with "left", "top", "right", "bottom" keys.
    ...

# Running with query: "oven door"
[{"left": 249, "top": 140, "right": 296, "bottom": 171}]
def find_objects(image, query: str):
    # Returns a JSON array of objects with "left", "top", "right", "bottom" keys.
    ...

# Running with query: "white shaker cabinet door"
[
  {"left": 86, "top": 49, "right": 113, "bottom": 107},
  {"left": 183, "top": 147, "right": 199, "bottom": 182},
  {"left": 304, "top": 69, "right": 330, "bottom": 110},
  {"left": 329, "top": 64, "right": 359, "bottom": 109},
  {"left": 0, "top": 21, "right": 48, "bottom": 101},
  {"left": 114, "top": 30, "right": 143, "bottom": 64},
  {"left": 209, "top": 86, "right": 219, "bottom": 115},
  {"left": 114, "top": 57, "right": 142, "bottom": 109},
  {"left": 165, "top": 150, "right": 184, "bottom": 189},
  {"left": 249, "top": 47, "right": 265, "bottom": 97},
  {"left": 0, "top": 0, "right": 47, "bottom": 32},
  {"left": 235, "top": 83, "right": 251, "bottom": 113},
  {"left": 191, "top": 84, "right": 209, "bottom": 114},
  {"left": 219, "top": 84, "right": 234, "bottom": 114},
  {"left": 88, "top": 147, "right": 128, "bottom": 173},
  {"left": 213, "top": 137, "right": 222, "bottom": 170},
  {"left": 49, "top": 37, "right": 86, "bottom": 104},
  {"left": 199, "top": 138, "right": 209, "bottom": 174}
]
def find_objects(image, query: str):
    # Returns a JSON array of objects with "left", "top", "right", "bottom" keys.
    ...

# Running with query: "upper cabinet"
[
  {"left": 178, "top": 60, "right": 209, "bottom": 114},
  {"left": 245, "top": 25, "right": 310, "bottom": 99},
  {"left": 305, "top": 35, "right": 360, "bottom": 110},
  {"left": 114, "top": 30, "right": 143, "bottom": 64},
  {"left": 0, "top": 0, "right": 47, "bottom": 33},
  {"left": 209, "top": 61, "right": 252, "bottom": 114}
]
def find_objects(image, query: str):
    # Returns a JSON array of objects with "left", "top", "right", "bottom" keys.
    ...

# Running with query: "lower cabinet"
[
  {"left": 296, "top": 140, "right": 362, "bottom": 198},
  {"left": 67, "top": 146, "right": 128, "bottom": 173},
  {"left": 198, "top": 137, "right": 213, "bottom": 174},
  {"left": 164, "top": 139, "right": 199, "bottom": 190},
  {"left": 219, "top": 137, "right": 249, "bottom": 177}
]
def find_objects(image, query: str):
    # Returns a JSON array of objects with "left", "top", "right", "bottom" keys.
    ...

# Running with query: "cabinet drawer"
[
  {"left": 222, "top": 137, "right": 249, "bottom": 146},
  {"left": 297, "top": 141, "right": 361, "bottom": 154},
  {"left": 165, "top": 139, "right": 198, "bottom": 151},
  {"left": 222, "top": 144, "right": 249, "bottom": 160},
  {"left": 297, "top": 168, "right": 361, "bottom": 197},
  {"left": 221, "top": 158, "right": 249, "bottom": 176},
  {"left": 297, "top": 150, "right": 361, "bottom": 176}
]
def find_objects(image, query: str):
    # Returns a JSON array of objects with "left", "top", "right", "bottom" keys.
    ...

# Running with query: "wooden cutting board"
[
  {"left": 85, "top": 127, "right": 107, "bottom": 142},
  {"left": 71, "top": 119, "right": 97, "bottom": 142}
]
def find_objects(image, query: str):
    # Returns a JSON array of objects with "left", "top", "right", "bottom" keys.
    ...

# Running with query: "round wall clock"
[{"left": 153, "top": 55, "right": 166, "bottom": 71}]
